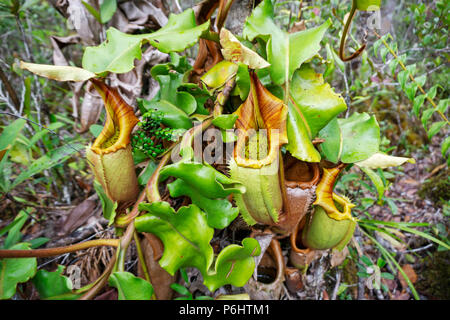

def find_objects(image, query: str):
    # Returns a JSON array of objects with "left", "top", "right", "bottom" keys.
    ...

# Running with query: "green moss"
[
  {"left": 418, "top": 168, "right": 450, "bottom": 205},
  {"left": 416, "top": 250, "right": 450, "bottom": 299}
]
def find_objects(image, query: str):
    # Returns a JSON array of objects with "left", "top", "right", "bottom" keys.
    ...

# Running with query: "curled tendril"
[{"left": 339, "top": 0, "right": 366, "bottom": 62}]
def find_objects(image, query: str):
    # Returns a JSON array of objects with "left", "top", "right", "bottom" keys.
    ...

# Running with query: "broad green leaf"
[
  {"left": 136, "top": 202, "right": 215, "bottom": 276},
  {"left": 397, "top": 69, "right": 409, "bottom": 90},
  {"left": 220, "top": 28, "right": 270, "bottom": 69},
  {"left": 20, "top": 61, "right": 96, "bottom": 82},
  {"left": 0, "top": 243, "right": 37, "bottom": 299},
  {"left": 138, "top": 99, "right": 193, "bottom": 130},
  {"left": 167, "top": 179, "right": 239, "bottom": 229},
  {"left": 100, "top": 0, "right": 117, "bottom": 23},
  {"left": 212, "top": 114, "right": 238, "bottom": 130},
  {"left": 159, "top": 161, "right": 245, "bottom": 199},
  {"left": 356, "top": 0, "right": 381, "bottom": 10},
  {"left": 82, "top": 9, "right": 210, "bottom": 74},
  {"left": 355, "top": 152, "right": 415, "bottom": 169},
  {"left": 319, "top": 112, "right": 380, "bottom": 163},
  {"left": 32, "top": 265, "right": 73, "bottom": 299},
  {"left": 289, "top": 65, "right": 347, "bottom": 138},
  {"left": 318, "top": 116, "right": 342, "bottom": 163},
  {"left": 109, "top": 272, "right": 153, "bottom": 300},
  {"left": 286, "top": 100, "right": 321, "bottom": 162},
  {"left": 243, "top": 0, "right": 330, "bottom": 86},
  {"left": 202, "top": 238, "right": 260, "bottom": 290},
  {"left": 93, "top": 180, "right": 117, "bottom": 226},
  {"left": 135, "top": 202, "right": 259, "bottom": 291}
]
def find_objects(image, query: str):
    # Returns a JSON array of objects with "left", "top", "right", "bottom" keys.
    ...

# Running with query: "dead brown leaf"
[
  {"left": 57, "top": 194, "right": 99, "bottom": 237},
  {"left": 398, "top": 264, "right": 418, "bottom": 289},
  {"left": 137, "top": 233, "right": 177, "bottom": 300}
]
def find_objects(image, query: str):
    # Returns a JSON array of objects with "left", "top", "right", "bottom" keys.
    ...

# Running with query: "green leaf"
[
  {"left": 93, "top": 180, "right": 117, "bottom": 226},
  {"left": 319, "top": 112, "right": 380, "bottom": 163},
  {"left": 421, "top": 108, "right": 435, "bottom": 128},
  {"left": 136, "top": 202, "right": 215, "bottom": 276},
  {"left": 32, "top": 265, "right": 73, "bottom": 299},
  {"left": 0, "top": 243, "right": 37, "bottom": 299},
  {"left": 82, "top": 1, "right": 101, "bottom": 22},
  {"left": 243, "top": 0, "right": 330, "bottom": 85},
  {"left": 413, "top": 94, "right": 426, "bottom": 117},
  {"left": 442, "top": 136, "right": 450, "bottom": 158},
  {"left": 138, "top": 99, "right": 193, "bottom": 130},
  {"left": 235, "top": 63, "right": 251, "bottom": 100},
  {"left": 289, "top": 65, "right": 347, "bottom": 138},
  {"left": 28, "top": 237, "right": 50, "bottom": 249},
  {"left": 285, "top": 65, "right": 347, "bottom": 162},
  {"left": 427, "top": 121, "right": 446, "bottom": 139},
  {"left": 437, "top": 99, "right": 449, "bottom": 114},
  {"left": 0, "top": 118, "right": 26, "bottom": 154},
  {"left": 202, "top": 238, "right": 260, "bottom": 290},
  {"left": 11, "top": 143, "right": 84, "bottom": 190},
  {"left": 20, "top": 61, "right": 96, "bottom": 82},
  {"left": 286, "top": 100, "right": 321, "bottom": 162},
  {"left": 360, "top": 167, "right": 385, "bottom": 202},
  {"left": 3, "top": 210, "right": 29, "bottom": 249},
  {"left": 167, "top": 179, "right": 239, "bottom": 229},
  {"left": 397, "top": 69, "right": 409, "bottom": 90},
  {"left": 405, "top": 82, "right": 418, "bottom": 101},
  {"left": 136, "top": 202, "right": 260, "bottom": 291},
  {"left": 82, "top": 9, "right": 210, "bottom": 74},
  {"left": 356, "top": 0, "right": 381, "bottom": 11},
  {"left": 159, "top": 161, "right": 246, "bottom": 199},
  {"left": 100, "top": 0, "right": 117, "bottom": 23},
  {"left": 212, "top": 114, "right": 238, "bottom": 130},
  {"left": 109, "top": 272, "right": 154, "bottom": 300}
]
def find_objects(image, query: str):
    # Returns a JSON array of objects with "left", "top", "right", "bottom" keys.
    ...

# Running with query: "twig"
[
  {"left": 0, "top": 239, "right": 119, "bottom": 258},
  {"left": 331, "top": 270, "right": 342, "bottom": 300}
]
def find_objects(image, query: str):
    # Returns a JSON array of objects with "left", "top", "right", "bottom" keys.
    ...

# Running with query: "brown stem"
[
  {"left": 339, "top": 0, "right": 366, "bottom": 62},
  {"left": 0, "top": 239, "right": 119, "bottom": 258}
]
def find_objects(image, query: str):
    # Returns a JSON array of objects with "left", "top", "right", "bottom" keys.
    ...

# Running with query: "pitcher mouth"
[
  {"left": 313, "top": 165, "right": 356, "bottom": 221},
  {"left": 90, "top": 79, "right": 139, "bottom": 155}
]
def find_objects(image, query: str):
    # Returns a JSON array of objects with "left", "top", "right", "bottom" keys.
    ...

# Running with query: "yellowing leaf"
[
  {"left": 20, "top": 61, "right": 96, "bottom": 82},
  {"left": 220, "top": 28, "right": 270, "bottom": 69},
  {"left": 355, "top": 152, "right": 415, "bottom": 169}
]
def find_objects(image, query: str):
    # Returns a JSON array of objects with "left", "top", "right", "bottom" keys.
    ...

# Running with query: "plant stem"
[
  {"left": 133, "top": 231, "right": 157, "bottom": 300},
  {"left": 339, "top": 0, "right": 366, "bottom": 62},
  {"left": 0, "top": 239, "right": 119, "bottom": 258}
]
